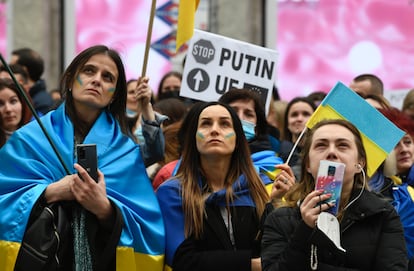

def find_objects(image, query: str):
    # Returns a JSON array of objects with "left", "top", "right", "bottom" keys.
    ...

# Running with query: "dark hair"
[
  {"left": 0, "top": 78, "right": 33, "bottom": 146},
  {"left": 60, "top": 45, "right": 129, "bottom": 138},
  {"left": 218, "top": 88, "right": 268, "bottom": 139},
  {"left": 156, "top": 71, "right": 182, "bottom": 97},
  {"left": 11, "top": 48, "right": 44, "bottom": 81},
  {"left": 283, "top": 96, "right": 316, "bottom": 141},
  {"left": 0, "top": 64, "right": 29, "bottom": 85},
  {"left": 307, "top": 91, "right": 326, "bottom": 106},
  {"left": 126, "top": 79, "right": 137, "bottom": 86},
  {"left": 379, "top": 108, "right": 414, "bottom": 138},
  {"left": 353, "top": 74, "right": 384, "bottom": 96},
  {"left": 177, "top": 101, "right": 269, "bottom": 238},
  {"left": 364, "top": 93, "right": 391, "bottom": 110},
  {"left": 153, "top": 98, "right": 187, "bottom": 127}
]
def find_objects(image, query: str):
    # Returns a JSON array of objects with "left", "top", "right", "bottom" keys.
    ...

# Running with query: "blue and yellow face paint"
[
  {"left": 76, "top": 75, "right": 83, "bottom": 86},
  {"left": 108, "top": 87, "right": 116, "bottom": 95},
  {"left": 224, "top": 132, "right": 235, "bottom": 139},
  {"left": 196, "top": 131, "right": 205, "bottom": 139}
]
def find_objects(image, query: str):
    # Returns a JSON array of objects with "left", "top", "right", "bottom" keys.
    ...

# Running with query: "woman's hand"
[
  {"left": 251, "top": 257, "right": 261, "bottom": 271},
  {"left": 44, "top": 174, "right": 76, "bottom": 203},
  {"left": 300, "top": 189, "right": 333, "bottom": 228},
  {"left": 136, "top": 76, "right": 155, "bottom": 122},
  {"left": 270, "top": 164, "right": 295, "bottom": 201},
  {"left": 71, "top": 163, "right": 113, "bottom": 222}
]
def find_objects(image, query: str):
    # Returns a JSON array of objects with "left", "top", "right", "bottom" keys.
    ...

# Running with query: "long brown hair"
[
  {"left": 176, "top": 101, "right": 269, "bottom": 238},
  {"left": 283, "top": 119, "right": 367, "bottom": 214}
]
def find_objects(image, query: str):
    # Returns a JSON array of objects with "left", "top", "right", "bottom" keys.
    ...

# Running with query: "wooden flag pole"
[
  {"left": 141, "top": 0, "right": 157, "bottom": 78},
  {"left": 136, "top": 0, "right": 157, "bottom": 117}
]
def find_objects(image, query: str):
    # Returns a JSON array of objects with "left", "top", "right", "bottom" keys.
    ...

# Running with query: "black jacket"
[
  {"left": 261, "top": 189, "right": 407, "bottom": 271},
  {"left": 29, "top": 79, "right": 53, "bottom": 115},
  {"left": 173, "top": 205, "right": 261, "bottom": 271}
]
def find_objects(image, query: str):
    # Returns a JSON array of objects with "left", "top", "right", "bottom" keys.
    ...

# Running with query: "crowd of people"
[{"left": 0, "top": 45, "right": 413, "bottom": 271}]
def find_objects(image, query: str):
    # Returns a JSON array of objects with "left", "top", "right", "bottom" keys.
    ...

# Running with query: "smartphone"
[
  {"left": 76, "top": 144, "right": 98, "bottom": 183},
  {"left": 314, "top": 160, "right": 346, "bottom": 216}
]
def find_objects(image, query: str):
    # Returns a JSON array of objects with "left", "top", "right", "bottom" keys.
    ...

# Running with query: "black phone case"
[{"left": 76, "top": 144, "right": 98, "bottom": 182}]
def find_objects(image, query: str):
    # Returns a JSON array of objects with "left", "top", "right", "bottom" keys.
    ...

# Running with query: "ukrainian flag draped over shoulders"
[
  {"left": 306, "top": 81, "right": 404, "bottom": 176},
  {"left": 0, "top": 103, "right": 164, "bottom": 271},
  {"left": 157, "top": 174, "right": 264, "bottom": 271},
  {"left": 176, "top": 0, "right": 200, "bottom": 51}
]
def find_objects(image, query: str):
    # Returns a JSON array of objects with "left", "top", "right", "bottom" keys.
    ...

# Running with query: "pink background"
[
  {"left": 75, "top": 0, "right": 173, "bottom": 92},
  {"left": 0, "top": 3, "right": 6, "bottom": 57},
  {"left": 276, "top": 0, "right": 414, "bottom": 101},
  {"left": 0, "top": 1, "right": 412, "bottom": 100}
]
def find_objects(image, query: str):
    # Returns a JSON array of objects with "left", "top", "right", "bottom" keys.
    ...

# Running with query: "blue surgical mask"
[
  {"left": 126, "top": 108, "right": 137, "bottom": 118},
  {"left": 241, "top": 119, "right": 256, "bottom": 141},
  {"left": 134, "top": 125, "right": 145, "bottom": 143}
]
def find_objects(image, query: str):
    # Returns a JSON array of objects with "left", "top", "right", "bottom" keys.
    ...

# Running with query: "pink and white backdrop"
[
  {"left": 0, "top": 0, "right": 413, "bottom": 103},
  {"left": 276, "top": 0, "right": 414, "bottom": 105},
  {"left": 75, "top": 0, "right": 174, "bottom": 92}
]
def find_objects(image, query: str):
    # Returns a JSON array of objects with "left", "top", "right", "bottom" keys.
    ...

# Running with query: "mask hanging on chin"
[{"left": 241, "top": 119, "right": 256, "bottom": 141}]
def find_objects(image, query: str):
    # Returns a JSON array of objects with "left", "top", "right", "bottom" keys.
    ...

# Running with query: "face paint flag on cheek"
[
  {"left": 225, "top": 132, "right": 235, "bottom": 139},
  {"left": 196, "top": 131, "right": 205, "bottom": 139},
  {"left": 76, "top": 75, "right": 83, "bottom": 86}
]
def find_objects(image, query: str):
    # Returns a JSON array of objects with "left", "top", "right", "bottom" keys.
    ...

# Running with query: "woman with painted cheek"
[
  {"left": 0, "top": 45, "right": 164, "bottom": 271},
  {"left": 0, "top": 78, "right": 32, "bottom": 147},
  {"left": 262, "top": 119, "right": 407, "bottom": 271},
  {"left": 157, "top": 101, "right": 271, "bottom": 271}
]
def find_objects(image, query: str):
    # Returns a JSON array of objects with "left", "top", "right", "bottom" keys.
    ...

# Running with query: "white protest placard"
[{"left": 180, "top": 29, "right": 278, "bottom": 113}]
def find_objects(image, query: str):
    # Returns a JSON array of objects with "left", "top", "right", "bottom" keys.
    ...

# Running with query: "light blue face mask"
[
  {"left": 126, "top": 108, "right": 137, "bottom": 118},
  {"left": 134, "top": 125, "right": 145, "bottom": 143},
  {"left": 241, "top": 119, "right": 256, "bottom": 141}
]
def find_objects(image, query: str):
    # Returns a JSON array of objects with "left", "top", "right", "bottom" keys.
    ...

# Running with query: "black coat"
[
  {"left": 172, "top": 205, "right": 261, "bottom": 271},
  {"left": 261, "top": 189, "right": 407, "bottom": 271},
  {"left": 29, "top": 79, "right": 53, "bottom": 115}
]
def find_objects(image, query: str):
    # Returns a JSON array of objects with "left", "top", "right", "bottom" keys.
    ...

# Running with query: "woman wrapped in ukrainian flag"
[{"left": 0, "top": 45, "right": 164, "bottom": 271}]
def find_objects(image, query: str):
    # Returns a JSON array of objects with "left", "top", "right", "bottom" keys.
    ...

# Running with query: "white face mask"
[{"left": 241, "top": 119, "right": 256, "bottom": 141}]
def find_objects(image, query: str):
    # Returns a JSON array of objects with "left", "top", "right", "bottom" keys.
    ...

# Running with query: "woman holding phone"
[
  {"left": 261, "top": 119, "right": 407, "bottom": 271},
  {"left": 0, "top": 45, "right": 164, "bottom": 271}
]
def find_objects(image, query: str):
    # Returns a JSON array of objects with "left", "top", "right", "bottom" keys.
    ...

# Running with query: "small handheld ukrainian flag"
[{"left": 306, "top": 81, "right": 405, "bottom": 176}]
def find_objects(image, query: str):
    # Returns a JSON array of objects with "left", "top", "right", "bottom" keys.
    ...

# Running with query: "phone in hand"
[
  {"left": 314, "top": 160, "right": 346, "bottom": 216},
  {"left": 76, "top": 144, "right": 98, "bottom": 183}
]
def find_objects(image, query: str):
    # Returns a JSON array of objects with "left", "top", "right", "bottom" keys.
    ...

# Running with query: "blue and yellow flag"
[
  {"left": 306, "top": 81, "right": 404, "bottom": 177},
  {"left": 0, "top": 104, "right": 164, "bottom": 271},
  {"left": 176, "top": 0, "right": 200, "bottom": 51}
]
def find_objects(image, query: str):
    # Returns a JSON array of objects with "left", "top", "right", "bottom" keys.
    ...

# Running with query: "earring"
[{"left": 68, "top": 88, "right": 72, "bottom": 92}]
